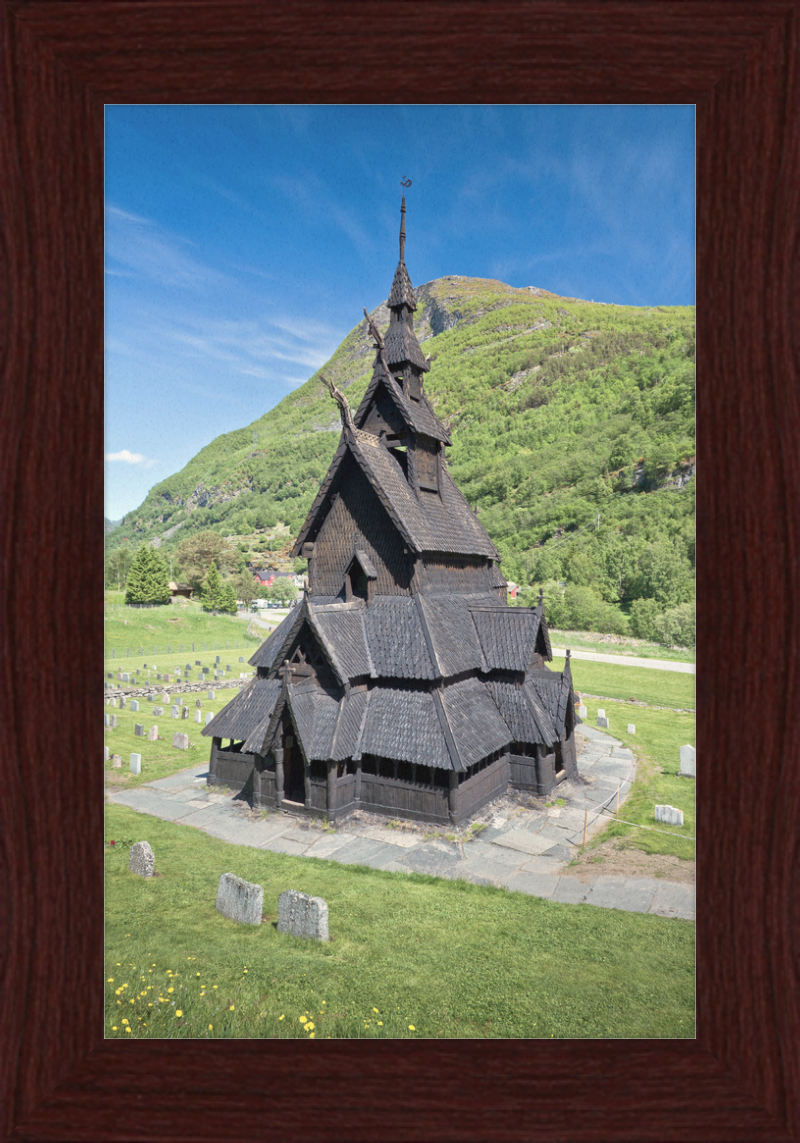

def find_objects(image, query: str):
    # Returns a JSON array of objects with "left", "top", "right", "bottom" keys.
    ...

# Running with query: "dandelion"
[
  {"left": 122, "top": 1019, "right": 129, "bottom": 1025},
  {"left": 306, "top": 1022, "right": 315, "bottom": 1032},
  {"left": 372, "top": 1007, "right": 379, "bottom": 1014},
  {"left": 213, "top": 985, "right": 218, "bottom": 990},
  {"left": 229, "top": 1005, "right": 235, "bottom": 1011},
  {"left": 279, "top": 1015, "right": 285, "bottom": 1021},
  {"left": 208, "top": 1024, "right": 213, "bottom": 1031},
  {"left": 167, "top": 988, "right": 174, "bottom": 994},
  {"left": 107, "top": 978, "right": 114, "bottom": 983},
  {"left": 196, "top": 973, "right": 201, "bottom": 977},
  {"left": 408, "top": 1025, "right": 416, "bottom": 1031},
  {"left": 176, "top": 1010, "right": 183, "bottom": 1017},
  {"left": 309, "top": 1032, "right": 316, "bottom": 1038},
  {"left": 111, "top": 1026, "right": 118, "bottom": 1031},
  {"left": 299, "top": 1016, "right": 307, "bottom": 1024},
  {"left": 125, "top": 1027, "right": 132, "bottom": 1033},
  {"left": 377, "top": 1021, "right": 383, "bottom": 1026}
]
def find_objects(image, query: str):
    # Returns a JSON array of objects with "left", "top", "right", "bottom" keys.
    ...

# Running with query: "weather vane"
[{"left": 401, "top": 177, "right": 412, "bottom": 188}]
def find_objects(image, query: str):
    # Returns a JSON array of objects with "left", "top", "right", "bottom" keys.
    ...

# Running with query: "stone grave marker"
[
  {"left": 122, "top": 673, "right": 130, "bottom": 683},
  {"left": 215, "top": 873, "right": 263, "bottom": 926},
  {"left": 205, "top": 712, "right": 214, "bottom": 726},
  {"left": 655, "top": 804, "right": 684, "bottom": 827},
  {"left": 196, "top": 699, "right": 202, "bottom": 708},
  {"left": 172, "top": 732, "right": 189, "bottom": 750},
  {"left": 134, "top": 723, "right": 144, "bottom": 737},
  {"left": 207, "top": 690, "right": 215, "bottom": 700},
  {"left": 129, "top": 841, "right": 154, "bottom": 878},
  {"left": 130, "top": 753, "right": 142, "bottom": 775},
  {"left": 680, "top": 744, "right": 696, "bottom": 777},
  {"left": 111, "top": 698, "right": 118, "bottom": 707},
  {"left": 111, "top": 715, "right": 118, "bottom": 728},
  {"left": 104, "top": 714, "right": 111, "bottom": 727},
  {"left": 195, "top": 710, "right": 203, "bottom": 723},
  {"left": 185, "top": 663, "right": 192, "bottom": 671},
  {"left": 239, "top": 656, "right": 244, "bottom": 663},
  {"left": 195, "top": 660, "right": 201, "bottom": 666},
  {"left": 171, "top": 705, "right": 180, "bottom": 719},
  {"left": 277, "top": 889, "right": 329, "bottom": 942},
  {"left": 181, "top": 706, "right": 189, "bottom": 719},
  {"left": 130, "top": 700, "right": 139, "bottom": 712},
  {"left": 119, "top": 699, "right": 126, "bottom": 709},
  {"left": 628, "top": 724, "right": 636, "bottom": 734},
  {"left": 104, "top": 746, "right": 109, "bottom": 762},
  {"left": 148, "top": 725, "right": 158, "bottom": 741},
  {"left": 577, "top": 704, "right": 587, "bottom": 719},
  {"left": 152, "top": 706, "right": 164, "bottom": 716},
  {"left": 597, "top": 714, "right": 609, "bottom": 729},
  {"left": 226, "top": 664, "right": 231, "bottom": 671},
  {"left": 112, "top": 754, "right": 121, "bottom": 768}
]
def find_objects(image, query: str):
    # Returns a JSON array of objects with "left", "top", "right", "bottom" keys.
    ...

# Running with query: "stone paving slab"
[
  {"left": 110, "top": 789, "right": 206, "bottom": 822},
  {"left": 303, "top": 833, "right": 365, "bottom": 860},
  {"left": 355, "top": 826, "right": 420, "bottom": 849},
  {"left": 468, "top": 839, "right": 532, "bottom": 868},
  {"left": 490, "top": 829, "right": 556, "bottom": 857},
  {"left": 396, "top": 847, "right": 464, "bottom": 877},
  {"left": 550, "top": 877, "right": 593, "bottom": 904},
  {"left": 504, "top": 870, "right": 560, "bottom": 898},
  {"left": 650, "top": 880, "right": 695, "bottom": 919},
  {"left": 330, "top": 837, "right": 408, "bottom": 868},
  {"left": 253, "top": 834, "right": 310, "bottom": 857},
  {"left": 584, "top": 876, "right": 657, "bottom": 913},
  {"left": 146, "top": 767, "right": 209, "bottom": 789},
  {"left": 455, "top": 855, "right": 521, "bottom": 886}
]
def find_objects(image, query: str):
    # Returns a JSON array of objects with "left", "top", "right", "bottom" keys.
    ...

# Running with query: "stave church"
[{"left": 202, "top": 195, "right": 580, "bottom": 825}]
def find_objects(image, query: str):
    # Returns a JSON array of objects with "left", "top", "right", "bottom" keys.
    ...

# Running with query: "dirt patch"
[{"left": 568, "top": 839, "right": 695, "bottom": 885}]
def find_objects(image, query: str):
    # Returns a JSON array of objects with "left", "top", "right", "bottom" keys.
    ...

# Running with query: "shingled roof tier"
[{"left": 354, "top": 367, "right": 450, "bottom": 443}]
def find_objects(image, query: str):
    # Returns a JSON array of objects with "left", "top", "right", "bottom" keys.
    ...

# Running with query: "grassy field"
[
  {"left": 104, "top": 804, "right": 695, "bottom": 1040},
  {"left": 550, "top": 628, "right": 695, "bottom": 664},
  {"left": 567, "top": 658, "right": 694, "bottom": 710}
]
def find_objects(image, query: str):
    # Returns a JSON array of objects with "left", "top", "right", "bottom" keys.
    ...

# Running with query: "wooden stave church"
[{"left": 202, "top": 197, "right": 580, "bottom": 826}]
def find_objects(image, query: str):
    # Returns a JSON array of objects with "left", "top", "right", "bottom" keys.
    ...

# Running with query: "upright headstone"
[
  {"left": 112, "top": 754, "right": 122, "bottom": 768},
  {"left": 104, "top": 713, "right": 111, "bottom": 727},
  {"left": 157, "top": 674, "right": 162, "bottom": 681},
  {"left": 112, "top": 698, "right": 118, "bottom": 707},
  {"left": 196, "top": 699, "right": 202, "bottom": 708},
  {"left": 104, "top": 746, "right": 109, "bottom": 762},
  {"left": 172, "top": 732, "right": 189, "bottom": 750},
  {"left": 111, "top": 715, "right": 118, "bottom": 728},
  {"left": 195, "top": 710, "right": 203, "bottom": 723},
  {"left": 207, "top": 690, "right": 215, "bottom": 700},
  {"left": 627, "top": 724, "right": 636, "bottom": 734},
  {"left": 130, "top": 700, "right": 139, "bottom": 712},
  {"left": 226, "top": 664, "right": 231, "bottom": 671},
  {"left": 130, "top": 753, "right": 142, "bottom": 775},
  {"left": 119, "top": 698, "right": 126, "bottom": 710},
  {"left": 577, "top": 704, "right": 587, "bottom": 719},
  {"left": 181, "top": 706, "right": 189, "bottom": 719},
  {"left": 134, "top": 723, "right": 144, "bottom": 737},
  {"left": 205, "top": 712, "right": 214, "bottom": 726},
  {"left": 129, "top": 841, "right": 154, "bottom": 878},
  {"left": 655, "top": 804, "right": 684, "bottom": 826},
  {"left": 597, "top": 708, "right": 605, "bottom": 719},
  {"left": 238, "top": 656, "right": 245, "bottom": 663},
  {"left": 152, "top": 706, "right": 164, "bottom": 716},
  {"left": 215, "top": 873, "right": 263, "bottom": 925},
  {"left": 277, "top": 889, "right": 329, "bottom": 942},
  {"left": 122, "top": 673, "right": 130, "bottom": 683},
  {"left": 680, "top": 745, "right": 696, "bottom": 777},
  {"left": 148, "top": 725, "right": 158, "bottom": 741},
  {"left": 171, "top": 705, "right": 180, "bottom": 719},
  {"left": 597, "top": 716, "right": 610, "bottom": 729}
]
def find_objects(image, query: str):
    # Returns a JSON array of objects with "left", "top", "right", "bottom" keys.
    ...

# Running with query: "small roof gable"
[
  {"left": 468, "top": 607, "right": 543, "bottom": 671},
  {"left": 384, "top": 311, "right": 430, "bottom": 372},
  {"left": 440, "top": 677, "right": 511, "bottom": 769},
  {"left": 354, "top": 368, "right": 450, "bottom": 444},
  {"left": 387, "top": 260, "right": 417, "bottom": 310},
  {"left": 201, "top": 675, "right": 282, "bottom": 743},
  {"left": 359, "top": 686, "right": 451, "bottom": 769},
  {"left": 363, "top": 597, "right": 437, "bottom": 680},
  {"left": 351, "top": 549, "right": 377, "bottom": 579}
]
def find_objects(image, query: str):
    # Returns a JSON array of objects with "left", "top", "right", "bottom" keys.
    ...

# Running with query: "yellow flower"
[
  {"left": 107, "top": 978, "right": 114, "bottom": 982},
  {"left": 125, "top": 1027, "right": 132, "bottom": 1033},
  {"left": 299, "top": 1016, "right": 307, "bottom": 1024},
  {"left": 208, "top": 1024, "right": 213, "bottom": 1031},
  {"left": 372, "top": 1007, "right": 379, "bottom": 1013},
  {"left": 408, "top": 1025, "right": 416, "bottom": 1031},
  {"left": 176, "top": 1010, "right": 183, "bottom": 1017},
  {"left": 377, "top": 1021, "right": 383, "bottom": 1026},
  {"left": 128, "top": 999, "right": 135, "bottom": 1005},
  {"left": 279, "top": 1015, "right": 285, "bottom": 1021},
  {"left": 229, "top": 1005, "right": 235, "bottom": 1011},
  {"left": 148, "top": 1003, "right": 153, "bottom": 1007},
  {"left": 111, "top": 1026, "right": 118, "bottom": 1031},
  {"left": 167, "top": 988, "right": 174, "bottom": 993},
  {"left": 196, "top": 973, "right": 201, "bottom": 977},
  {"left": 122, "top": 1018, "right": 129, "bottom": 1025},
  {"left": 306, "top": 1022, "right": 315, "bottom": 1031},
  {"left": 213, "top": 985, "right": 218, "bottom": 990},
  {"left": 309, "top": 1032, "right": 315, "bottom": 1038}
]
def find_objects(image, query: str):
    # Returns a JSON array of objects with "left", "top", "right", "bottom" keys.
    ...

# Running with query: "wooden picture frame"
[{"left": 1, "top": 3, "right": 797, "bottom": 1139}]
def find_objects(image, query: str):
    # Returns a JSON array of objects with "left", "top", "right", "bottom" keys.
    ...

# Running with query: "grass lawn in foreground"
[
  {"left": 568, "top": 657, "right": 695, "bottom": 710},
  {"left": 105, "top": 804, "right": 695, "bottom": 1040}
]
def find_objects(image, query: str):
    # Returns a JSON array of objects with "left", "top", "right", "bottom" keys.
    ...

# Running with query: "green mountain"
[{"left": 106, "top": 275, "right": 695, "bottom": 640}]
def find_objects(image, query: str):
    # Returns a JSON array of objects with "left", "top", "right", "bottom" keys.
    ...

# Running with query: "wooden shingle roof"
[
  {"left": 354, "top": 368, "right": 450, "bottom": 443},
  {"left": 201, "top": 676, "right": 282, "bottom": 741}
]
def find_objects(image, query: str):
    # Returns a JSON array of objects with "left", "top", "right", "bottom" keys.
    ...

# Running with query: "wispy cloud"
[
  {"left": 105, "top": 204, "right": 232, "bottom": 290},
  {"left": 268, "top": 172, "right": 376, "bottom": 260},
  {"left": 106, "top": 449, "right": 158, "bottom": 468}
]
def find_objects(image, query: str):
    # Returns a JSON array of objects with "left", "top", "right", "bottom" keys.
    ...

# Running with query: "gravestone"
[
  {"left": 577, "top": 704, "right": 587, "bottom": 719},
  {"left": 205, "top": 712, "right": 214, "bottom": 726},
  {"left": 111, "top": 698, "right": 118, "bottom": 707},
  {"left": 597, "top": 708, "right": 605, "bottom": 719},
  {"left": 130, "top": 700, "right": 139, "bottom": 712},
  {"left": 240, "top": 673, "right": 249, "bottom": 679},
  {"left": 134, "top": 723, "right": 144, "bottom": 737},
  {"left": 195, "top": 660, "right": 201, "bottom": 666},
  {"left": 195, "top": 710, "right": 203, "bottom": 723},
  {"left": 680, "top": 744, "right": 696, "bottom": 777},
  {"left": 226, "top": 664, "right": 231, "bottom": 671},
  {"left": 655, "top": 804, "right": 684, "bottom": 827},
  {"left": 104, "top": 714, "right": 111, "bottom": 727},
  {"left": 196, "top": 699, "right": 202, "bottom": 708},
  {"left": 122, "top": 673, "right": 130, "bottom": 683},
  {"left": 129, "top": 841, "right": 154, "bottom": 878},
  {"left": 171, "top": 705, "right": 180, "bottom": 719},
  {"left": 152, "top": 706, "right": 164, "bottom": 716},
  {"left": 627, "top": 724, "right": 636, "bottom": 734},
  {"left": 277, "top": 889, "right": 329, "bottom": 942},
  {"left": 207, "top": 690, "right": 215, "bottom": 700},
  {"left": 130, "top": 753, "right": 142, "bottom": 775},
  {"left": 164, "top": 675, "right": 171, "bottom": 684},
  {"left": 185, "top": 663, "right": 192, "bottom": 671},
  {"left": 104, "top": 746, "right": 109, "bottom": 762},
  {"left": 172, "top": 732, "right": 189, "bottom": 750},
  {"left": 215, "top": 656, "right": 220, "bottom": 664},
  {"left": 148, "top": 725, "right": 158, "bottom": 741},
  {"left": 119, "top": 699, "right": 126, "bottom": 710},
  {"left": 111, "top": 715, "right": 118, "bottom": 728},
  {"left": 112, "top": 754, "right": 121, "bottom": 768},
  {"left": 157, "top": 674, "right": 162, "bottom": 681},
  {"left": 215, "top": 873, "right": 263, "bottom": 926},
  {"left": 181, "top": 706, "right": 189, "bottom": 719},
  {"left": 597, "top": 716, "right": 610, "bottom": 729},
  {"left": 239, "top": 656, "right": 245, "bottom": 663}
]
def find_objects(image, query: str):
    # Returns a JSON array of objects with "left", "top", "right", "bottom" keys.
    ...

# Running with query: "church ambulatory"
[{"left": 203, "top": 193, "right": 580, "bottom": 825}]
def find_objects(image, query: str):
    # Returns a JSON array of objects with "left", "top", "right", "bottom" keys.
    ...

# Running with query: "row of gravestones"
[
  {"left": 106, "top": 709, "right": 214, "bottom": 726},
  {"left": 105, "top": 733, "right": 193, "bottom": 771},
  {"left": 107, "top": 691, "right": 217, "bottom": 707},
  {"left": 126, "top": 843, "right": 329, "bottom": 942},
  {"left": 107, "top": 656, "right": 247, "bottom": 686},
  {"left": 578, "top": 704, "right": 696, "bottom": 777}
]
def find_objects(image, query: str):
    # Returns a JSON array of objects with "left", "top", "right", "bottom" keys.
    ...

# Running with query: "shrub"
[
  {"left": 655, "top": 602, "right": 695, "bottom": 649},
  {"left": 629, "top": 597, "right": 661, "bottom": 640}
]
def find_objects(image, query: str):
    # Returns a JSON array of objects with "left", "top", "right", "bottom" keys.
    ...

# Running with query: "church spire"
[
  {"left": 386, "top": 180, "right": 429, "bottom": 373},
  {"left": 400, "top": 189, "right": 407, "bottom": 263}
]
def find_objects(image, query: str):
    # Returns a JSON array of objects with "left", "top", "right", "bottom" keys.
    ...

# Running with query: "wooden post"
[
  {"left": 253, "top": 759, "right": 262, "bottom": 807},
  {"left": 448, "top": 771, "right": 459, "bottom": 825},
  {"left": 615, "top": 785, "right": 620, "bottom": 813},
  {"left": 327, "top": 762, "right": 336, "bottom": 815},
  {"left": 582, "top": 809, "right": 588, "bottom": 847},
  {"left": 304, "top": 763, "right": 312, "bottom": 809},
  {"left": 274, "top": 745, "right": 284, "bottom": 809}
]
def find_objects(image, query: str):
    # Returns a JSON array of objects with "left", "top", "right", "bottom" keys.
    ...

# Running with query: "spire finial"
[{"left": 400, "top": 177, "right": 411, "bottom": 262}]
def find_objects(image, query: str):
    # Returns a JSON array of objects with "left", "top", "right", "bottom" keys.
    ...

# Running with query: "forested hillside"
[{"left": 106, "top": 276, "right": 695, "bottom": 642}]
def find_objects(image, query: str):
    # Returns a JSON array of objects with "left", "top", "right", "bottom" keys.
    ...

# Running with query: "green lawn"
[
  {"left": 550, "top": 628, "right": 695, "bottom": 664},
  {"left": 568, "top": 658, "right": 695, "bottom": 710},
  {"left": 105, "top": 804, "right": 695, "bottom": 1041}
]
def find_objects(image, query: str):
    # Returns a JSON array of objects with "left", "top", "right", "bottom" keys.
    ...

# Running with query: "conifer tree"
[
  {"left": 124, "top": 544, "right": 171, "bottom": 605},
  {"left": 201, "top": 562, "right": 238, "bottom": 614}
]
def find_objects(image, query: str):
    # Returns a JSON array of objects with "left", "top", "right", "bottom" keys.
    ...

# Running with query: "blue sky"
[{"left": 105, "top": 104, "right": 695, "bottom": 521}]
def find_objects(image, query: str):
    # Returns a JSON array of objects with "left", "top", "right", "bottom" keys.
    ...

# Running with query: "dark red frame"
[{"left": 1, "top": 3, "right": 798, "bottom": 1140}]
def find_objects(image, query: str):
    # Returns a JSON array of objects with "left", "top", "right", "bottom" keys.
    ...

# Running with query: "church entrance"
[{"left": 282, "top": 726, "right": 305, "bottom": 804}]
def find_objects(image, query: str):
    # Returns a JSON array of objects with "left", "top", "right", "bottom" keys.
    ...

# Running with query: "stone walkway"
[
  {"left": 550, "top": 647, "right": 695, "bottom": 673},
  {"left": 105, "top": 725, "right": 694, "bottom": 921}
]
